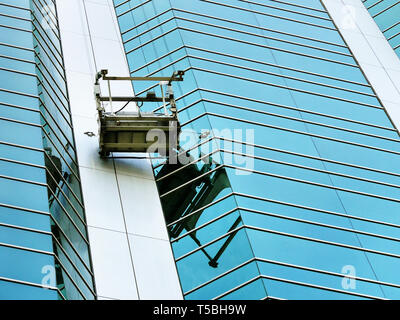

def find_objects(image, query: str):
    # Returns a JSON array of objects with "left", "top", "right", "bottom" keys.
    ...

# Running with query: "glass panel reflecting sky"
[
  {"left": 0, "top": 0, "right": 94, "bottom": 300},
  {"left": 363, "top": 0, "right": 400, "bottom": 57},
  {"left": 113, "top": 0, "right": 400, "bottom": 300}
]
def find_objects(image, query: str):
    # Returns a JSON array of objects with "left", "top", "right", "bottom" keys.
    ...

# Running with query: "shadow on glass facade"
[
  {"left": 113, "top": 0, "right": 400, "bottom": 299},
  {"left": 363, "top": 0, "right": 400, "bottom": 57},
  {"left": 0, "top": 0, "right": 95, "bottom": 299}
]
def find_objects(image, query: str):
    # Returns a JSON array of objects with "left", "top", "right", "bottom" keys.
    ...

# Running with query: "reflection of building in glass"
[
  {"left": 113, "top": 0, "right": 400, "bottom": 299},
  {"left": 0, "top": 1, "right": 95, "bottom": 299},
  {"left": 363, "top": 0, "right": 400, "bottom": 57}
]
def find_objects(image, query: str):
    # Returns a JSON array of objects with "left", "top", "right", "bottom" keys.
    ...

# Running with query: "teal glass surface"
[
  {"left": 114, "top": 0, "right": 400, "bottom": 300},
  {"left": 0, "top": 0, "right": 95, "bottom": 299},
  {"left": 364, "top": 0, "right": 400, "bottom": 57}
]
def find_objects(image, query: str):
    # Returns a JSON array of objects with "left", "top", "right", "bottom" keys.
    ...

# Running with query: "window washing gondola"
[{"left": 94, "top": 69, "right": 185, "bottom": 157}]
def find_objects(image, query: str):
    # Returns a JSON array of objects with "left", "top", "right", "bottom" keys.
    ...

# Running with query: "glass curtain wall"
[
  {"left": 363, "top": 0, "right": 400, "bottom": 57},
  {"left": 114, "top": 0, "right": 400, "bottom": 300},
  {"left": 0, "top": 0, "right": 95, "bottom": 299}
]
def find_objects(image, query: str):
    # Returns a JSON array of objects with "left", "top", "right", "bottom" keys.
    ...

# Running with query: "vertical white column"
[
  {"left": 321, "top": 0, "right": 400, "bottom": 130},
  {"left": 56, "top": 0, "right": 183, "bottom": 300}
]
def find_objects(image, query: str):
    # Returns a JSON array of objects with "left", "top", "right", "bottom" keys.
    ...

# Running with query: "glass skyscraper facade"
[
  {"left": 1, "top": 0, "right": 400, "bottom": 301},
  {"left": 363, "top": 0, "right": 400, "bottom": 57},
  {"left": 0, "top": 0, "right": 95, "bottom": 299},
  {"left": 113, "top": 0, "right": 400, "bottom": 300}
]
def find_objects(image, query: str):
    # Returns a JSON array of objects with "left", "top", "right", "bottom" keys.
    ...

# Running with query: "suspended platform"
[{"left": 94, "top": 69, "right": 184, "bottom": 157}]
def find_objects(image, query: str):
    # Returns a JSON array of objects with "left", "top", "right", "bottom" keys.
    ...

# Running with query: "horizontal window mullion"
[
  {"left": 387, "top": 30, "right": 400, "bottom": 41},
  {"left": 185, "top": 45, "right": 365, "bottom": 87},
  {"left": 0, "top": 53, "right": 35, "bottom": 66},
  {"left": 32, "top": 0, "right": 58, "bottom": 32},
  {"left": 160, "top": 165, "right": 223, "bottom": 198},
  {"left": 152, "top": 87, "right": 199, "bottom": 113},
  {"left": 257, "top": 256, "right": 400, "bottom": 291},
  {"left": 184, "top": 258, "right": 255, "bottom": 296},
  {"left": 121, "top": 7, "right": 172, "bottom": 35},
  {"left": 366, "top": 0, "right": 384, "bottom": 10},
  {"left": 0, "top": 115, "right": 41, "bottom": 128},
  {"left": 237, "top": 0, "right": 332, "bottom": 21},
  {"left": 146, "top": 56, "right": 187, "bottom": 77},
  {"left": 38, "top": 108, "right": 76, "bottom": 154},
  {"left": 245, "top": 223, "right": 400, "bottom": 262},
  {"left": 171, "top": 207, "right": 239, "bottom": 243},
  {"left": 38, "top": 95, "right": 72, "bottom": 135},
  {"left": 215, "top": 274, "right": 384, "bottom": 300},
  {"left": 258, "top": 0, "right": 327, "bottom": 14},
  {"left": 0, "top": 173, "right": 47, "bottom": 187},
  {"left": 36, "top": 71, "right": 70, "bottom": 116},
  {"left": 33, "top": 43, "right": 65, "bottom": 80},
  {"left": 32, "top": 32, "right": 64, "bottom": 74},
  {"left": 41, "top": 131, "right": 81, "bottom": 183},
  {"left": 0, "top": 12, "right": 31, "bottom": 23},
  {"left": 0, "top": 41, "right": 34, "bottom": 53},
  {"left": 51, "top": 235, "right": 95, "bottom": 294},
  {"left": 372, "top": 0, "right": 400, "bottom": 18},
  {"left": 190, "top": 66, "right": 381, "bottom": 109},
  {"left": 45, "top": 166, "right": 85, "bottom": 226},
  {"left": 38, "top": 97, "right": 73, "bottom": 139},
  {"left": 202, "top": 112, "right": 400, "bottom": 155},
  {"left": 175, "top": 224, "right": 244, "bottom": 262},
  {"left": 156, "top": 150, "right": 217, "bottom": 183},
  {"left": 0, "top": 275, "right": 60, "bottom": 293},
  {"left": 123, "top": 15, "right": 176, "bottom": 44},
  {"left": 220, "top": 136, "right": 400, "bottom": 178},
  {"left": 186, "top": 253, "right": 400, "bottom": 297},
  {"left": 235, "top": 190, "right": 400, "bottom": 231},
  {"left": 135, "top": 66, "right": 191, "bottom": 96},
  {"left": 187, "top": 55, "right": 375, "bottom": 98},
  {"left": 31, "top": 11, "right": 61, "bottom": 57},
  {"left": 197, "top": 88, "right": 394, "bottom": 132},
  {"left": 221, "top": 148, "right": 400, "bottom": 190},
  {"left": 40, "top": 115, "right": 77, "bottom": 164},
  {"left": 0, "top": 139, "right": 43, "bottom": 154},
  {"left": 179, "top": 26, "right": 357, "bottom": 67},
  {"left": 0, "top": 240, "right": 53, "bottom": 256},
  {"left": 213, "top": 276, "right": 264, "bottom": 300},
  {"left": 167, "top": 192, "right": 233, "bottom": 228},
  {"left": 116, "top": 0, "right": 153, "bottom": 18},
  {"left": 161, "top": 158, "right": 400, "bottom": 242},
  {"left": 0, "top": 221, "right": 51, "bottom": 236},
  {"left": 174, "top": 15, "right": 352, "bottom": 58},
  {"left": 0, "top": 22, "right": 31, "bottom": 33},
  {"left": 35, "top": 54, "right": 68, "bottom": 100},
  {"left": 226, "top": 163, "right": 400, "bottom": 204},
  {"left": 240, "top": 207, "right": 400, "bottom": 243},
  {"left": 37, "top": 77, "right": 70, "bottom": 122},
  {"left": 199, "top": 0, "right": 337, "bottom": 31},
  {"left": 50, "top": 216, "right": 93, "bottom": 275},
  {"left": 383, "top": 20, "right": 400, "bottom": 33},
  {"left": 127, "top": 25, "right": 357, "bottom": 69},
  {"left": 115, "top": 0, "right": 130, "bottom": 9},
  {"left": 0, "top": 2, "right": 30, "bottom": 12},
  {"left": 47, "top": 186, "right": 89, "bottom": 245},
  {"left": 53, "top": 254, "right": 88, "bottom": 300},
  {"left": 0, "top": 156, "right": 44, "bottom": 170},
  {"left": 201, "top": 98, "right": 398, "bottom": 142}
]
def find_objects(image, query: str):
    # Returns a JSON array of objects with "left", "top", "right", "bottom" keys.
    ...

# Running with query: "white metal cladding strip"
[{"left": 56, "top": 0, "right": 183, "bottom": 300}]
